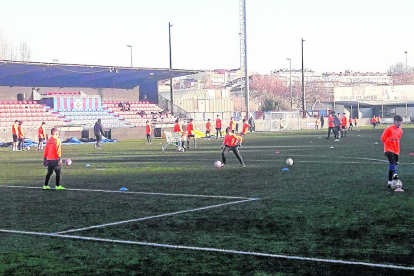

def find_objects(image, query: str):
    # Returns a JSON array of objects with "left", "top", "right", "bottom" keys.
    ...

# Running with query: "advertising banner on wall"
[{"left": 334, "top": 85, "right": 414, "bottom": 104}]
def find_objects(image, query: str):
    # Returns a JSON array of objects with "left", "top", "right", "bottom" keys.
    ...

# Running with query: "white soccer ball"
[
  {"left": 65, "top": 159, "right": 72, "bottom": 165},
  {"left": 26, "top": 146, "right": 31, "bottom": 151},
  {"left": 177, "top": 146, "right": 184, "bottom": 152},
  {"left": 286, "top": 158, "right": 293, "bottom": 166},
  {"left": 214, "top": 160, "right": 222, "bottom": 168},
  {"left": 391, "top": 179, "right": 402, "bottom": 190}
]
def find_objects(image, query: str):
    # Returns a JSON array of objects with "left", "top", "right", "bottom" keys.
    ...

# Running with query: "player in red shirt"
[
  {"left": 173, "top": 119, "right": 184, "bottom": 148},
  {"left": 240, "top": 119, "right": 250, "bottom": 137},
  {"left": 186, "top": 118, "right": 197, "bottom": 148},
  {"left": 348, "top": 116, "right": 353, "bottom": 131},
  {"left": 205, "top": 119, "right": 212, "bottom": 140},
  {"left": 326, "top": 112, "right": 335, "bottom": 140},
  {"left": 37, "top": 122, "right": 46, "bottom": 150},
  {"left": 17, "top": 121, "right": 25, "bottom": 151},
  {"left": 43, "top": 128, "right": 65, "bottom": 190},
  {"left": 371, "top": 116, "right": 377, "bottom": 129},
  {"left": 381, "top": 115, "right": 403, "bottom": 188},
  {"left": 341, "top": 113, "right": 347, "bottom": 137},
  {"left": 11, "top": 120, "right": 19, "bottom": 152},
  {"left": 145, "top": 120, "right": 152, "bottom": 144},
  {"left": 215, "top": 115, "right": 223, "bottom": 139},
  {"left": 222, "top": 127, "right": 245, "bottom": 168},
  {"left": 229, "top": 117, "right": 235, "bottom": 133}
]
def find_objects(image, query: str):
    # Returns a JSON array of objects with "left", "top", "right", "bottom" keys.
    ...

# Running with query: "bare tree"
[
  {"left": 387, "top": 62, "right": 414, "bottom": 85},
  {"left": 0, "top": 28, "right": 31, "bottom": 61},
  {"left": 19, "top": 41, "right": 31, "bottom": 61}
]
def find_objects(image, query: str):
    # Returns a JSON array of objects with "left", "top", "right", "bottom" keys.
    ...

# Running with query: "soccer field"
[{"left": 1, "top": 126, "right": 414, "bottom": 276}]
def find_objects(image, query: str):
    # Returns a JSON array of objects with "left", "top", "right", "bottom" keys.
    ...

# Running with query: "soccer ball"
[
  {"left": 26, "top": 146, "right": 31, "bottom": 151},
  {"left": 214, "top": 160, "right": 222, "bottom": 168},
  {"left": 391, "top": 179, "right": 402, "bottom": 190},
  {"left": 65, "top": 159, "right": 72, "bottom": 166},
  {"left": 286, "top": 158, "right": 293, "bottom": 166},
  {"left": 177, "top": 146, "right": 184, "bottom": 152}
]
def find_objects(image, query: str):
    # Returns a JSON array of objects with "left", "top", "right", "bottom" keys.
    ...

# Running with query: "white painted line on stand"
[
  {"left": 56, "top": 199, "right": 257, "bottom": 234},
  {"left": 1, "top": 229, "right": 413, "bottom": 271}
]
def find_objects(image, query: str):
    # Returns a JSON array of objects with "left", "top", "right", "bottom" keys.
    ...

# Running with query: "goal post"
[{"left": 255, "top": 111, "right": 301, "bottom": 131}]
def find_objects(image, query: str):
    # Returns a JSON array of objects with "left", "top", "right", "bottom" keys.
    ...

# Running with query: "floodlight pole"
[
  {"left": 405, "top": 51, "right": 408, "bottom": 71},
  {"left": 301, "top": 38, "right": 306, "bottom": 118},
  {"left": 169, "top": 22, "right": 174, "bottom": 113},
  {"left": 126, "top": 45, "right": 133, "bottom": 67},
  {"left": 286, "top": 58, "right": 292, "bottom": 110}
]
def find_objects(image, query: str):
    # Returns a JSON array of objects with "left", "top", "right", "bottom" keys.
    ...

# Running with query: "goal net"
[{"left": 256, "top": 111, "right": 301, "bottom": 131}]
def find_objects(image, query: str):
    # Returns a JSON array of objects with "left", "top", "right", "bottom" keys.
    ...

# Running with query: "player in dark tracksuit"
[{"left": 94, "top": 119, "right": 105, "bottom": 149}]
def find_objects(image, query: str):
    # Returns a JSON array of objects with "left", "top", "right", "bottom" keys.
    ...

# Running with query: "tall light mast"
[{"left": 239, "top": 0, "right": 249, "bottom": 119}]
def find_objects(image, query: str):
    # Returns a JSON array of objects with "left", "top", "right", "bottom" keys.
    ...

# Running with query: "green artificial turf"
[{"left": 0, "top": 126, "right": 414, "bottom": 275}]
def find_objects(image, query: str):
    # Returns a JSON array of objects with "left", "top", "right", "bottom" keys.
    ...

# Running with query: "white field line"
[
  {"left": 1, "top": 229, "right": 414, "bottom": 271},
  {"left": 0, "top": 185, "right": 250, "bottom": 200},
  {"left": 56, "top": 199, "right": 257, "bottom": 234}
]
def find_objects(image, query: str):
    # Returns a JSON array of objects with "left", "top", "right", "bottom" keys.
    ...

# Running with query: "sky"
[{"left": 0, "top": 0, "right": 413, "bottom": 74}]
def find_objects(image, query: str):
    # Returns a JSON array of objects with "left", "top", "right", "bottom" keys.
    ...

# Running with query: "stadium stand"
[
  {"left": 0, "top": 101, "right": 63, "bottom": 130},
  {"left": 102, "top": 101, "right": 173, "bottom": 127},
  {"left": 0, "top": 98, "right": 174, "bottom": 132}
]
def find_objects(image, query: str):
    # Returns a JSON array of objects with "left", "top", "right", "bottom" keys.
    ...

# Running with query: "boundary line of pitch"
[
  {"left": 1, "top": 229, "right": 413, "bottom": 271},
  {"left": 0, "top": 185, "right": 251, "bottom": 200}
]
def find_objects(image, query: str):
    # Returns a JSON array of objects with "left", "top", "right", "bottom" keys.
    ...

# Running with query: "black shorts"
[
  {"left": 240, "top": 133, "right": 246, "bottom": 137},
  {"left": 188, "top": 134, "right": 195, "bottom": 138},
  {"left": 13, "top": 134, "right": 18, "bottom": 142},
  {"left": 215, "top": 128, "right": 221, "bottom": 131},
  {"left": 206, "top": 131, "right": 210, "bottom": 134},
  {"left": 341, "top": 126, "right": 346, "bottom": 129},
  {"left": 39, "top": 138, "right": 44, "bottom": 143},
  {"left": 385, "top": 151, "right": 399, "bottom": 165}
]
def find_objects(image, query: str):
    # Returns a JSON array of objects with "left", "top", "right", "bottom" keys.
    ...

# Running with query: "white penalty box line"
[
  {"left": 1, "top": 229, "right": 414, "bottom": 272},
  {"left": 57, "top": 198, "right": 256, "bottom": 234},
  {"left": 0, "top": 185, "right": 258, "bottom": 234}
]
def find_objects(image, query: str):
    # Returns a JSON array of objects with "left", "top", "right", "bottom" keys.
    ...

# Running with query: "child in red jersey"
[
  {"left": 222, "top": 127, "right": 245, "bottom": 168},
  {"left": 145, "top": 120, "right": 152, "bottom": 144},
  {"left": 239, "top": 118, "right": 250, "bottom": 147},
  {"left": 43, "top": 128, "right": 65, "bottom": 190},
  {"left": 186, "top": 118, "right": 197, "bottom": 148},
  {"left": 37, "top": 122, "right": 46, "bottom": 150},
  {"left": 215, "top": 115, "right": 222, "bottom": 139},
  {"left": 326, "top": 112, "right": 335, "bottom": 140},
  {"left": 381, "top": 115, "right": 403, "bottom": 188},
  {"left": 341, "top": 113, "right": 347, "bottom": 137},
  {"left": 205, "top": 119, "right": 212, "bottom": 140},
  {"left": 348, "top": 116, "right": 353, "bottom": 131},
  {"left": 229, "top": 117, "right": 235, "bottom": 133},
  {"left": 240, "top": 119, "right": 250, "bottom": 137}
]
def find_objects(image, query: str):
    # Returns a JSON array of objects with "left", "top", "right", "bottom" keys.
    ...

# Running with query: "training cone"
[
  {"left": 330, "top": 146, "right": 335, "bottom": 149},
  {"left": 394, "top": 188, "right": 404, "bottom": 192},
  {"left": 374, "top": 142, "right": 378, "bottom": 145},
  {"left": 85, "top": 164, "right": 91, "bottom": 167},
  {"left": 120, "top": 187, "right": 128, "bottom": 191},
  {"left": 282, "top": 168, "right": 289, "bottom": 172},
  {"left": 275, "top": 151, "right": 280, "bottom": 154},
  {"left": 409, "top": 153, "right": 414, "bottom": 156}
]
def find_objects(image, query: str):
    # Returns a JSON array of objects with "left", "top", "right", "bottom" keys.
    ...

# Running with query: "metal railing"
[{"left": 158, "top": 94, "right": 190, "bottom": 119}]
